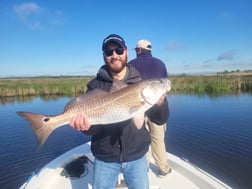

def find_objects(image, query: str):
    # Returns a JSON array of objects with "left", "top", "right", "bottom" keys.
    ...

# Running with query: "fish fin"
[
  {"left": 132, "top": 113, "right": 144, "bottom": 129},
  {"left": 64, "top": 89, "right": 108, "bottom": 111},
  {"left": 110, "top": 79, "right": 128, "bottom": 92},
  {"left": 17, "top": 111, "right": 54, "bottom": 147},
  {"left": 130, "top": 101, "right": 145, "bottom": 129}
]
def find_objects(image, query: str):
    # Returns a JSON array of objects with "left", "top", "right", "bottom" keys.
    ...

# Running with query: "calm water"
[{"left": 0, "top": 94, "right": 252, "bottom": 189}]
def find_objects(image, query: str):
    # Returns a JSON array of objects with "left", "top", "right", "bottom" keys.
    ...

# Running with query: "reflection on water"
[
  {"left": 0, "top": 93, "right": 252, "bottom": 189},
  {"left": 0, "top": 96, "right": 36, "bottom": 105},
  {"left": 0, "top": 94, "right": 75, "bottom": 105}
]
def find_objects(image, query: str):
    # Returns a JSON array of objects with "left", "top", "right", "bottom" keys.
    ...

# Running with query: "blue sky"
[{"left": 1, "top": 0, "right": 251, "bottom": 77}]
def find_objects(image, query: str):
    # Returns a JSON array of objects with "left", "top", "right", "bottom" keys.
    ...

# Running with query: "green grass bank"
[
  {"left": 170, "top": 74, "right": 252, "bottom": 93},
  {"left": 0, "top": 75, "right": 252, "bottom": 97},
  {"left": 0, "top": 76, "right": 91, "bottom": 97}
]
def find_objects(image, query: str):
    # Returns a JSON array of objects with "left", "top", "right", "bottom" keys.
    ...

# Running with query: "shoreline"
[{"left": 0, "top": 74, "right": 252, "bottom": 97}]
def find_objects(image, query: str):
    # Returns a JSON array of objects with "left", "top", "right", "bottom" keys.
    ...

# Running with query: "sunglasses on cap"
[{"left": 104, "top": 47, "right": 124, "bottom": 57}]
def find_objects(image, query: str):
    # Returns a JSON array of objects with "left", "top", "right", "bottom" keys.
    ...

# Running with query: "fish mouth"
[{"left": 159, "top": 78, "right": 171, "bottom": 91}]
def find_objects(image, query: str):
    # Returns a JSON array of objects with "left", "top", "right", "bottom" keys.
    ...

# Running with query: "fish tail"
[{"left": 17, "top": 111, "right": 54, "bottom": 147}]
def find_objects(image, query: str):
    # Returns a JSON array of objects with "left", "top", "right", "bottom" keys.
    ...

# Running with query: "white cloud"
[
  {"left": 14, "top": 2, "right": 42, "bottom": 18},
  {"left": 13, "top": 2, "right": 64, "bottom": 31},
  {"left": 217, "top": 49, "right": 238, "bottom": 61},
  {"left": 166, "top": 41, "right": 184, "bottom": 51}
]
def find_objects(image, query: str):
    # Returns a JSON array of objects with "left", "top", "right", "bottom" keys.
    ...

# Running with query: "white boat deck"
[{"left": 20, "top": 143, "right": 231, "bottom": 189}]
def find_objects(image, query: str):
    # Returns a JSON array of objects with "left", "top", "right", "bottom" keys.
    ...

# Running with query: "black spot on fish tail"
[{"left": 43, "top": 117, "right": 50, "bottom": 122}]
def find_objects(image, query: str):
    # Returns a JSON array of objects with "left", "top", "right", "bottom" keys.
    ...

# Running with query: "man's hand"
[{"left": 70, "top": 113, "right": 91, "bottom": 131}]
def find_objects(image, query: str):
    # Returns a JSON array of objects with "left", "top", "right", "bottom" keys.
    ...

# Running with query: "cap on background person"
[
  {"left": 102, "top": 34, "right": 127, "bottom": 51},
  {"left": 136, "top": 39, "right": 152, "bottom": 51}
]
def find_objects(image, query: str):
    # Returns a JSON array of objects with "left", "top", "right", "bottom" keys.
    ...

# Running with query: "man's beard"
[{"left": 106, "top": 57, "right": 128, "bottom": 74}]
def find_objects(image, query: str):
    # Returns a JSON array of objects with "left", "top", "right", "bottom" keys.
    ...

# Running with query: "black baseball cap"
[{"left": 102, "top": 34, "right": 127, "bottom": 51}]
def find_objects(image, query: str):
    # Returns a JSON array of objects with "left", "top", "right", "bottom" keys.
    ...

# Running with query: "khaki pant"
[{"left": 146, "top": 117, "right": 170, "bottom": 173}]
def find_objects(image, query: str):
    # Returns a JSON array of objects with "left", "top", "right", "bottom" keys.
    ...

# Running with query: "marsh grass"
[
  {"left": 0, "top": 77, "right": 91, "bottom": 97},
  {"left": 0, "top": 75, "right": 252, "bottom": 97},
  {"left": 169, "top": 75, "right": 252, "bottom": 94}
]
